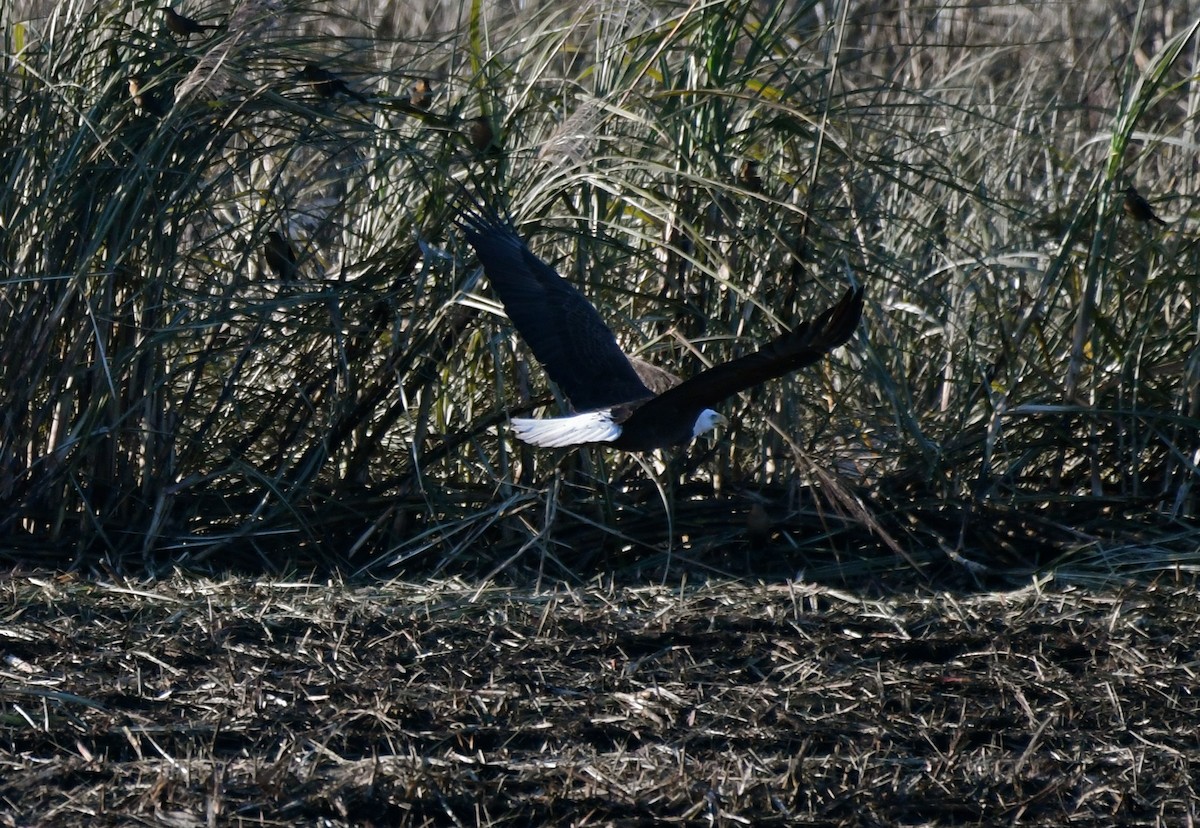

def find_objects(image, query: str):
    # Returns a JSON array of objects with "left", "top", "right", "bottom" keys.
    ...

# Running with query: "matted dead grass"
[{"left": 1, "top": 572, "right": 1198, "bottom": 826}]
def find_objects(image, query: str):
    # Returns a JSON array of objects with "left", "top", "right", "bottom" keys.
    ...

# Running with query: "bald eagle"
[{"left": 460, "top": 210, "right": 863, "bottom": 452}]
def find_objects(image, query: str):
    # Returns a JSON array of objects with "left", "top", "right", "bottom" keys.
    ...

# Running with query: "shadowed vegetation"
[{"left": 1, "top": 0, "right": 1199, "bottom": 584}]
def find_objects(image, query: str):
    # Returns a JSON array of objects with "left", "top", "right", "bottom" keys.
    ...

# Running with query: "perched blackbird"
[
  {"left": 128, "top": 75, "right": 168, "bottom": 116},
  {"left": 299, "top": 63, "right": 365, "bottom": 101},
  {"left": 739, "top": 160, "right": 762, "bottom": 193},
  {"left": 747, "top": 502, "right": 771, "bottom": 550},
  {"left": 410, "top": 78, "right": 432, "bottom": 110},
  {"left": 1123, "top": 185, "right": 1167, "bottom": 226},
  {"left": 163, "top": 6, "right": 219, "bottom": 38},
  {"left": 264, "top": 231, "right": 298, "bottom": 281},
  {"left": 128, "top": 75, "right": 149, "bottom": 108},
  {"left": 468, "top": 116, "right": 499, "bottom": 155}
]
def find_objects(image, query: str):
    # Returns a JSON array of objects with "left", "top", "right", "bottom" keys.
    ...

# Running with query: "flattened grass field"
[
  {"left": 2, "top": 0, "right": 1200, "bottom": 823},
  {"left": 3, "top": 576, "right": 1199, "bottom": 824}
]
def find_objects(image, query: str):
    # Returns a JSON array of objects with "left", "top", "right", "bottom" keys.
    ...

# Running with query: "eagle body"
[
  {"left": 510, "top": 403, "right": 723, "bottom": 451},
  {"left": 459, "top": 210, "right": 862, "bottom": 451}
]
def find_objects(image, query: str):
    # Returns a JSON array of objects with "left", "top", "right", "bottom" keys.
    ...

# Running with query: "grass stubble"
[{"left": 1, "top": 573, "right": 1198, "bottom": 825}]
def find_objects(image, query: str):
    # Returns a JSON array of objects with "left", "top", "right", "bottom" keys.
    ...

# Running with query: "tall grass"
[{"left": 2, "top": 0, "right": 1198, "bottom": 582}]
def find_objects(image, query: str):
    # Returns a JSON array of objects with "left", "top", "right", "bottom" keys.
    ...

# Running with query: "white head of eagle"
[
  {"left": 458, "top": 209, "right": 863, "bottom": 452},
  {"left": 692, "top": 409, "right": 727, "bottom": 438}
]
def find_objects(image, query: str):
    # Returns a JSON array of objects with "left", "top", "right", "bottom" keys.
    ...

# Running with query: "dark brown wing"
[
  {"left": 623, "top": 286, "right": 863, "bottom": 428},
  {"left": 629, "top": 355, "right": 681, "bottom": 395},
  {"left": 459, "top": 210, "right": 653, "bottom": 411}
]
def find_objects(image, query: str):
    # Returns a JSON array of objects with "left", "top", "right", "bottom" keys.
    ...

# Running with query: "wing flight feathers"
[
  {"left": 631, "top": 286, "right": 863, "bottom": 418},
  {"left": 460, "top": 211, "right": 652, "bottom": 410}
]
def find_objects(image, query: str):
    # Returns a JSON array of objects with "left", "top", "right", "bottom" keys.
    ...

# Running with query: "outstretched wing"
[
  {"left": 459, "top": 210, "right": 652, "bottom": 410},
  {"left": 625, "top": 286, "right": 864, "bottom": 425}
]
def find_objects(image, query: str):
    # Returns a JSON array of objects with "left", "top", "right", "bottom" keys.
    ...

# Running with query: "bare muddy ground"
[{"left": 1, "top": 573, "right": 1197, "bottom": 826}]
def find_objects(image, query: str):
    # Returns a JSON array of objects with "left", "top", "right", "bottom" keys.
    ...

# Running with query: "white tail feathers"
[{"left": 510, "top": 411, "right": 622, "bottom": 447}]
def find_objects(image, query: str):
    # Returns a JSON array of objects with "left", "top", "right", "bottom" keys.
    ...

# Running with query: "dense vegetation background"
[{"left": 2, "top": 0, "right": 1198, "bottom": 583}]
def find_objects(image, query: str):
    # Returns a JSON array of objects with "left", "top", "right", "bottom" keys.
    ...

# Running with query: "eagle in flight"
[{"left": 460, "top": 210, "right": 863, "bottom": 452}]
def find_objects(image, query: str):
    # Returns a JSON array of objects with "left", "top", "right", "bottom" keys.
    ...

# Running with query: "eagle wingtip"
[
  {"left": 813, "top": 283, "right": 866, "bottom": 353},
  {"left": 456, "top": 204, "right": 519, "bottom": 250}
]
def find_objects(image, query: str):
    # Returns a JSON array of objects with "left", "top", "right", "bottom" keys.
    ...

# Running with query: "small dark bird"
[
  {"left": 298, "top": 63, "right": 365, "bottom": 101},
  {"left": 163, "top": 6, "right": 219, "bottom": 38},
  {"left": 747, "top": 502, "right": 772, "bottom": 550},
  {"left": 264, "top": 231, "right": 298, "bottom": 281},
  {"left": 739, "top": 160, "right": 762, "bottom": 193},
  {"left": 128, "top": 75, "right": 148, "bottom": 108},
  {"left": 410, "top": 78, "right": 433, "bottom": 110},
  {"left": 458, "top": 209, "right": 863, "bottom": 451},
  {"left": 128, "top": 75, "right": 167, "bottom": 116},
  {"left": 106, "top": 40, "right": 121, "bottom": 73},
  {"left": 468, "top": 116, "right": 498, "bottom": 155},
  {"left": 1123, "top": 185, "right": 1168, "bottom": 226}
]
